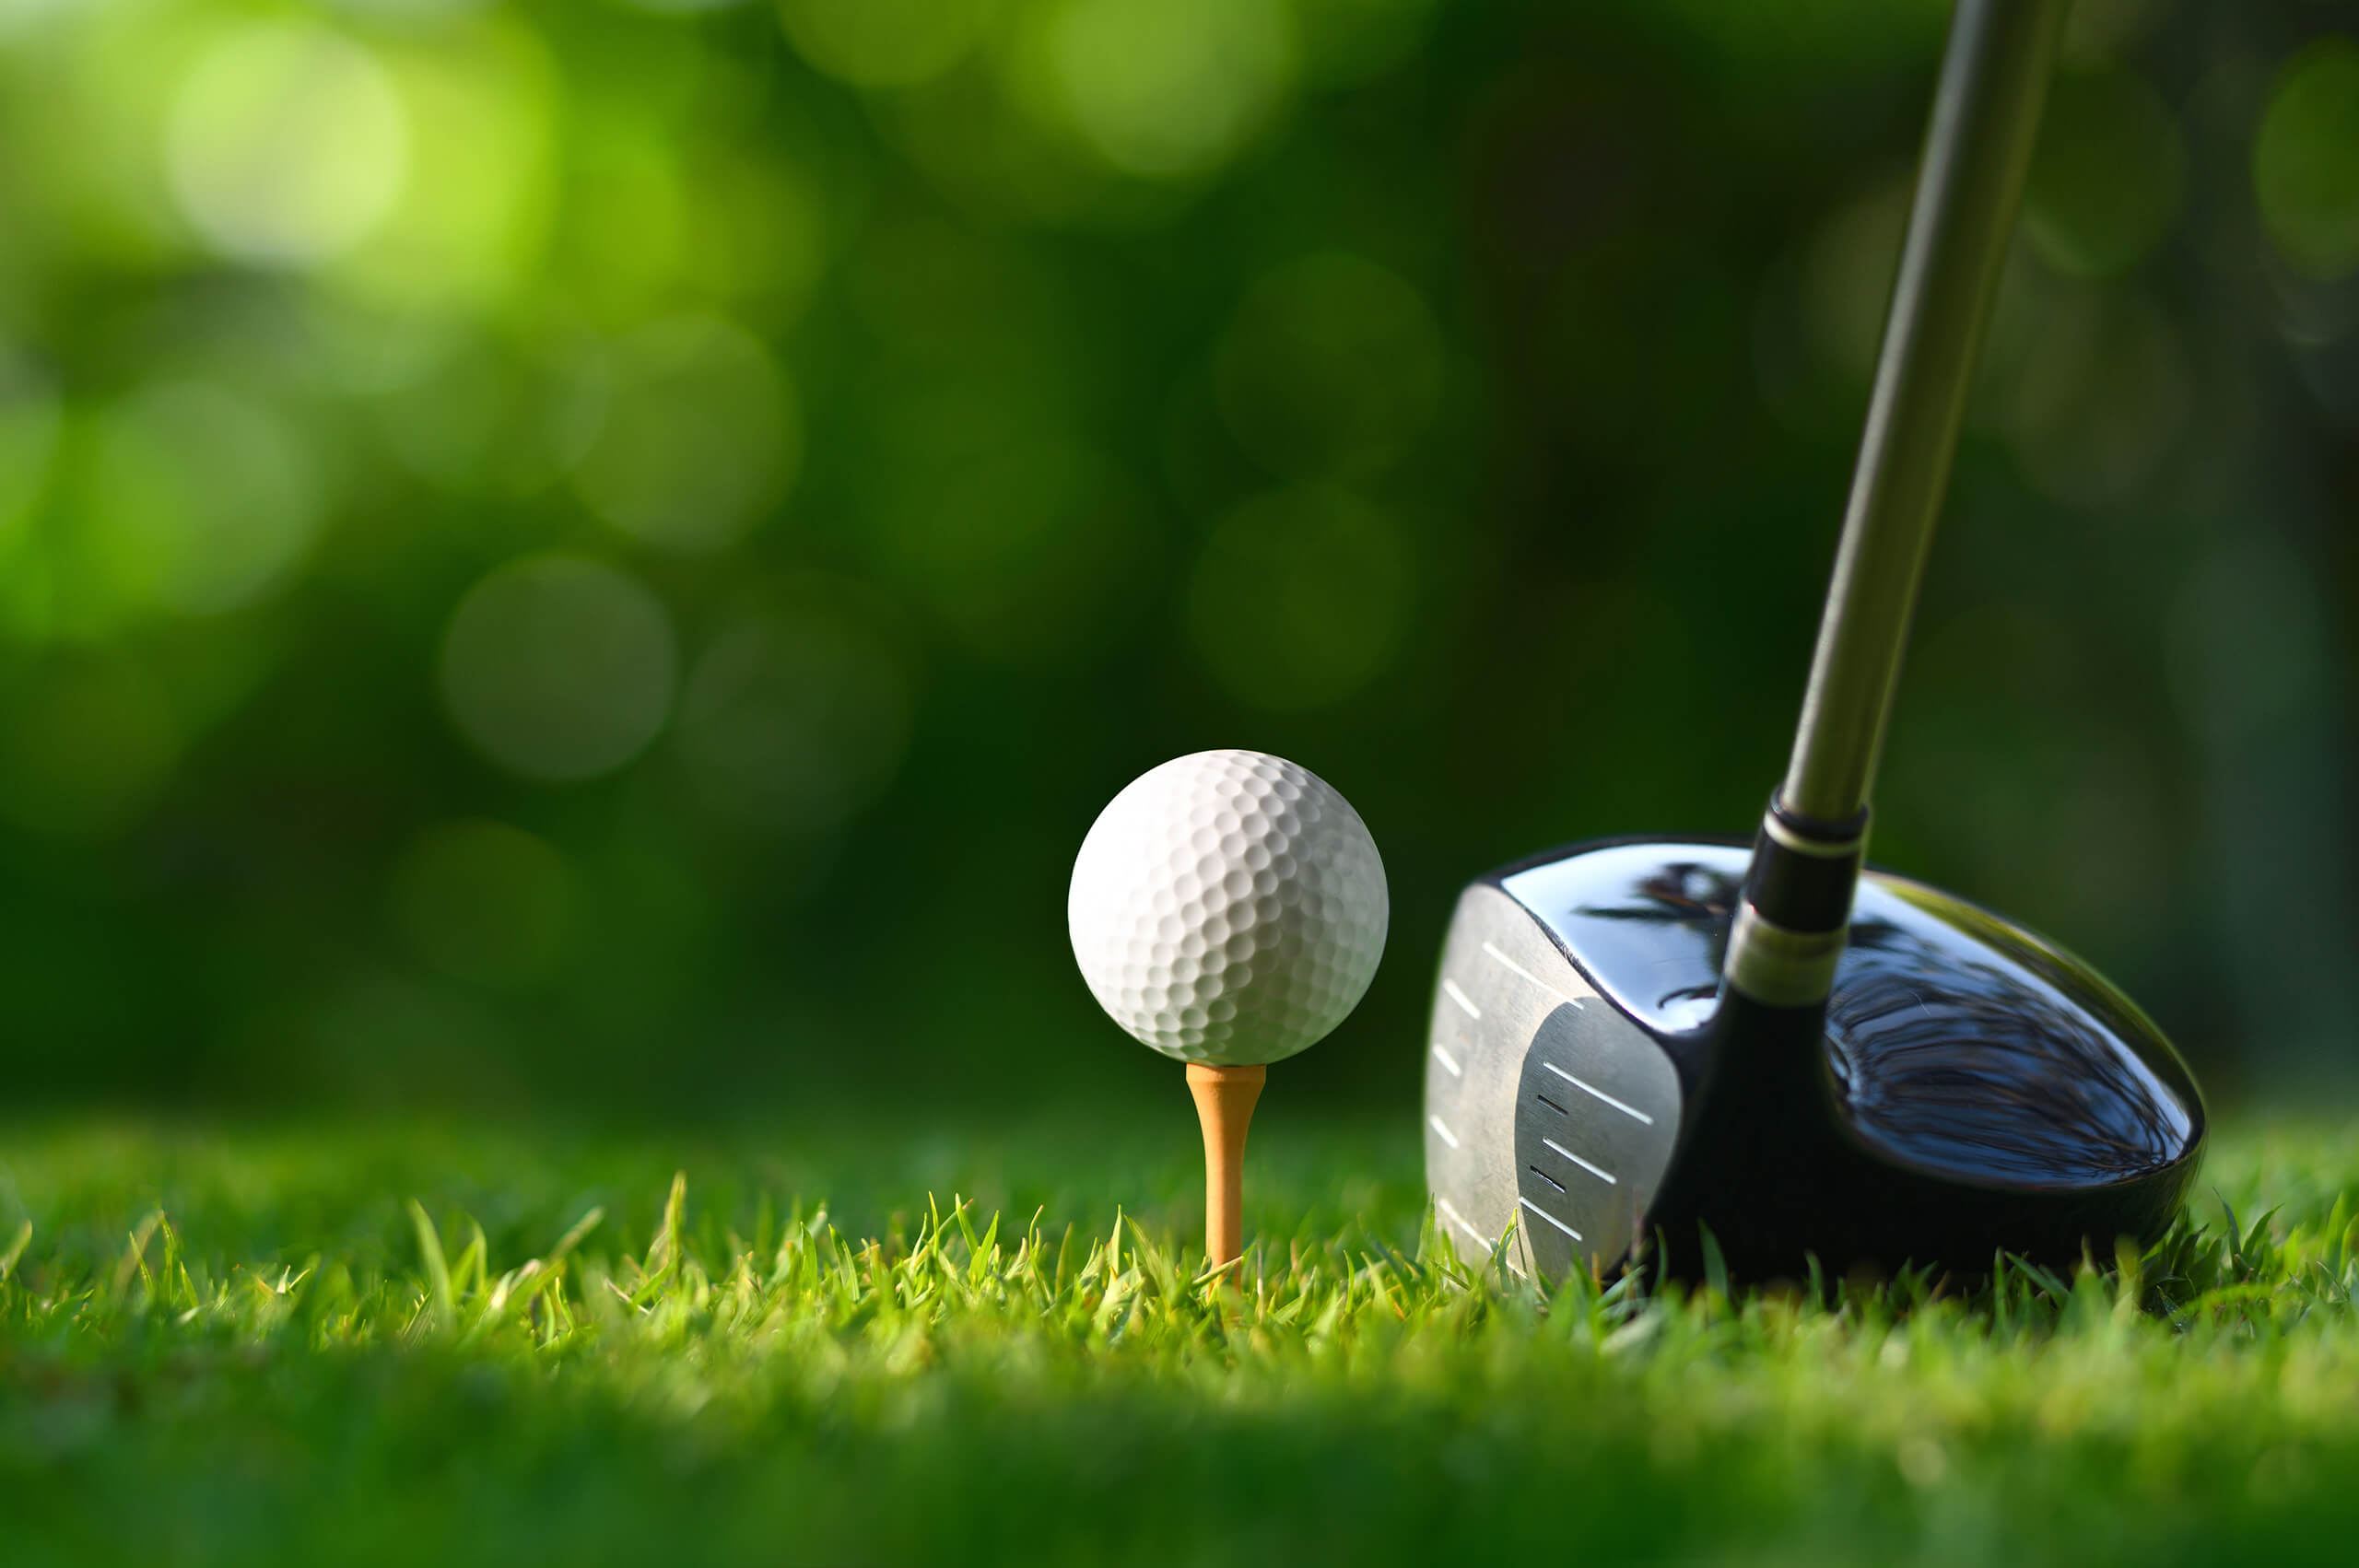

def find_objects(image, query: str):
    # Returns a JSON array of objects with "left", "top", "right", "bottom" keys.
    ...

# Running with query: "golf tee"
[{"left": 1186, "top": 1061, "right": 1265, "bottom": 1270}]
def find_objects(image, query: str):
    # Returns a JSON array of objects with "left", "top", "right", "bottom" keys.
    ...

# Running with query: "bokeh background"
[{"left": 0, "top": 0, "right": 2353, "bottom": 1123}]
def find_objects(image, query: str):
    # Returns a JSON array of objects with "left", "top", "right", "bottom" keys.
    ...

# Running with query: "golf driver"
[{"left": 1423, "top": 0, "right": 2205, "bottom": 1284}]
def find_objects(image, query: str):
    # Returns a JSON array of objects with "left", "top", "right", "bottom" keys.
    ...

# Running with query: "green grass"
[{"left": 3, "top": 1112, "right": 2357, "bottom": 1566}]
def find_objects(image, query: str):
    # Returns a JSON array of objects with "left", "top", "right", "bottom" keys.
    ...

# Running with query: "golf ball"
[{"left": 1068, "top": 749, "right": 1388, "bottom": 1066}]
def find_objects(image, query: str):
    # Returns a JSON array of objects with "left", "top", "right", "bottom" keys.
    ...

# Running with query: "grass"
[{"left": 2, "top": 1111, "right": 2356, "bottom": 1566}]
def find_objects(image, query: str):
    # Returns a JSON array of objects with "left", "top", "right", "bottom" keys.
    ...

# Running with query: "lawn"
[{"left": 2, "top": 1110, "right": 2355, "bottom": 1566}]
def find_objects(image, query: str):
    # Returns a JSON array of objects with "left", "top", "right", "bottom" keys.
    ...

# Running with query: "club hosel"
[{"left": 1721, "top": 798, "right": 1868, "bottom": 1009}]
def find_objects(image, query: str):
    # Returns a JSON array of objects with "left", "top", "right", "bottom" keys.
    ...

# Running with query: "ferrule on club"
[
  {"left": 1186, "top": 1061, "right": 1264, "bottom": 1270},
  {"left": 1723, "top": 800, "right": 1867, "bottom": 1009}
]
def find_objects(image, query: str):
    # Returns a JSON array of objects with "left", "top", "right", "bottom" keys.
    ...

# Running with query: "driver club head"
[{"left": 1421, "top": 839, "right": 2206, "bottom": 1285}]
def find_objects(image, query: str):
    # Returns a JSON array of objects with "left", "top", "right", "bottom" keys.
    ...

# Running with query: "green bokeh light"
[
  {"left": 440, "top": 555, "right": 679, "bottom": 783},
  {"left": 1184, "top": 486, "right": 1413, "bottom": 712},
  {"left": 391, "top": 818, "right": 576, "bottom": 990},
  {"left": 573, "top": 316, "right": 799, "bottom": 554},
  {"left": 372, "top": 326, "right": 607, "bottom": 497},
  {"left": 0, "top": 353, "right": 62, "bottom": 544},
  {"left": 80, "top": 379, "right": 324, "bottom": 615},
  {"left": 1215, "top": 251, "right": 1442, "bottom": 477},
  {"left": 2004, "top": 287, "right": 2190, "bottom": 510},
  {"left": 550, "top": 112, "right": 694, "bottom": 325},
  {"left": 1288, "top": 0, "right": 1434, "bottom": 88},
  {"left": 165, "top": 20, "right": 408, "bottom": 267},
  {"left": 678, "top": 579, "right": 919, "bottom": 833},
  {"left": 779, "top": 0, "right": 988, "bottom": 88},
  {"left": 1047, "top": 0, "right": 1296, "bottom": 179},
  {"left": 1801, "top": 179, "right": 1908, "bottom": 382},
  {"left": 337, "top": 16, "right": 557, "bottom": 312},
  {"left": 0, "top": 650, "right": 178, "bottom": 839},
  {"left": 2254, "top": 38, "right": 2359, "bottom": 282},
  {"left": 2023, "top": 67, "right": 2185, "bottom": 280}
]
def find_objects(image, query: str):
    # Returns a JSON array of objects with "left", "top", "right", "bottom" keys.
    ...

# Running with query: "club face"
[
  {"left": 1425, "top": 840, "right": 2207, "bottom": 1281},
  {"left": 1422, "top": 880, "right": 1685, "bottom": 1281}
]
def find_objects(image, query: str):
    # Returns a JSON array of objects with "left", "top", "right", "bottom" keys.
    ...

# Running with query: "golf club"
[{"left": 1422, "top": 0, "right": 2206, "bottom": 1285}]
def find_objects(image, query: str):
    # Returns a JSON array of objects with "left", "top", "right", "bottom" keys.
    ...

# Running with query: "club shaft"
[
  {"left": 1722, "top": 0, "right": 2065, "bottom": 1012},
  {"left": 1781, "top": 0, "right": 2067, "bottom": 825}
]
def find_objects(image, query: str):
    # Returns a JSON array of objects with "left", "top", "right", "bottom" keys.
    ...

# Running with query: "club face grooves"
[{"left": 1424, "top": 882, "right": 1682, "bottom": 1282}]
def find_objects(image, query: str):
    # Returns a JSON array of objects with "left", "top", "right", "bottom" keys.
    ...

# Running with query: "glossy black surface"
[
  {"left": 1489, "top": 839, "right": 2206, "bottom": 1279},
  {"left": 1498, "top": 841, "right": 2201, "bottom": 1191}
]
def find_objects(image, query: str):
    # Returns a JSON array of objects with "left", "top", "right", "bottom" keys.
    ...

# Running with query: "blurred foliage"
[{"left": 0, "top": 0, "right": 2353, "bottom": 1117}]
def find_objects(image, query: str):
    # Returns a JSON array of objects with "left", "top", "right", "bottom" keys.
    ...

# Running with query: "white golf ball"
[{"left": 1068, "top": 749, "right": 1388, "bottom": 1066}]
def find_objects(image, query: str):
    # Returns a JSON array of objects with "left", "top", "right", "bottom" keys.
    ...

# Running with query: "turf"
[{"left": 2, "top": 1112, "right": 2356, "bottom": 1566}]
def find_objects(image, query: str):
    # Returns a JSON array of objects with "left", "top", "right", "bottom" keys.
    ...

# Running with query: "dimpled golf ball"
[{"left": 1069, "top": 749, "right": 1388, "bottom": 1066}]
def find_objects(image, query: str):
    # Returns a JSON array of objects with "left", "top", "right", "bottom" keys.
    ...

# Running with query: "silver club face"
[{"left": 1422, "top": 882, "right": 1682, "bottom": 1280}]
